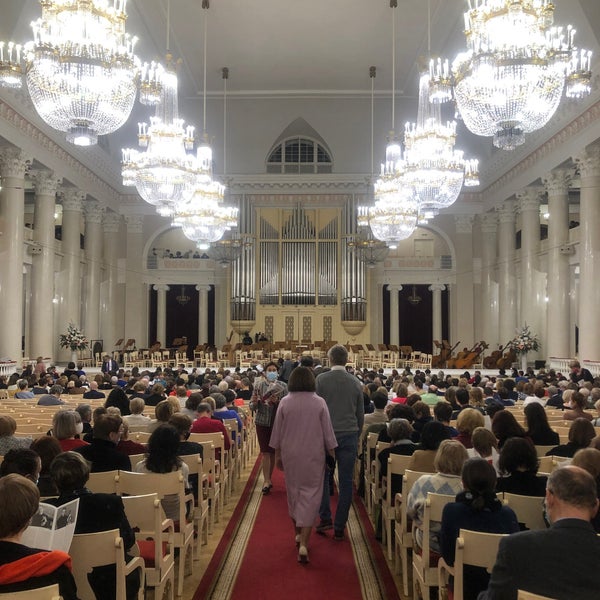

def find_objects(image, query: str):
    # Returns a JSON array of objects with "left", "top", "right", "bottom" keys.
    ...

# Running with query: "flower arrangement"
[
  {"left": 509, "top": 324, "right": 540, "bottom": 355},
  {"left": 59, "top": 323, "right": 88, "bottom": 352}
]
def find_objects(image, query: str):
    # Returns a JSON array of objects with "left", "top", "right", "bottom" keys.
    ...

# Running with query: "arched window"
[{"left": 267, "top": 136, "right": 332, "bottom": 174}]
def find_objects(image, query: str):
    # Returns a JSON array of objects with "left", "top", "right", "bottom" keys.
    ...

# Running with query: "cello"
[
  {"left": 497, "top": 346, "right": 517, "bottom": 370},
  {"left": 483, "top": 342, "right": 510, "bottom": 369},
  {"left": 454, "top": 341, "right": 489, "bottom": 369},
  {"left": 447, "top": 342, "right": 472, "bottom": 368}
]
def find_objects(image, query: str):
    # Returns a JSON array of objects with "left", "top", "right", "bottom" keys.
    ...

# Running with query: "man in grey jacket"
[{"left": 316, "top": 344, "right": 364, "bottom": 540}]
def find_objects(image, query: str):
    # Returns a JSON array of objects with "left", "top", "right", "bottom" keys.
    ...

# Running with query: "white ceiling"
[{"left": 2, "top": 0, "right": 600, "bottom": 192}]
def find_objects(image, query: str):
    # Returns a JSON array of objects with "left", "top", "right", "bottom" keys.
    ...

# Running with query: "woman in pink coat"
[{"left": 270, "top": 366, "right": 337, "bottom": 564}]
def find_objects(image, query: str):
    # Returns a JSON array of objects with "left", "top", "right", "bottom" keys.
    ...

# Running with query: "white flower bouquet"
[
  {"left": 509, "top": 324, "right": 540, "bottom": 355},
  {"left": 59, "top": 323, "right": 88, "bottom": 352}
]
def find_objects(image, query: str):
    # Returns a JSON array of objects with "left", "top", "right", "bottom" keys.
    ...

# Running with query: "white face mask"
[
  {"left": 75, "top": 422, "right": 84, "bottom": 435},
  {"left": 266, "top": 371, "right": 278, "bottom": 382}
]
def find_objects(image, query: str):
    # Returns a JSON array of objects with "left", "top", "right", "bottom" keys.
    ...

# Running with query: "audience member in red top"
[
  {"left": 115, "top": 421, "right": 147, "bottom": 456},
  {"left": 391, "top": 382, "right": 409, "bottom": 404},
  {"left": 455, "top": 408, "right": 485, "bottom": 449},
  {"left": 190, "top": 403, "right": 231, "bottom": 450},
  {"left": 52, "top": 410, "right": 89, "bottom": 452}
]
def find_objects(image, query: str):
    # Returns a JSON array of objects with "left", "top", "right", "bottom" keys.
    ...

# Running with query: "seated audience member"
[
  {"left": 522, "top": 385, "right": 547, "bottom": 407},
  {"left": 83, "top": 381, "right": 105, "bottom": 399},
  {"left": 592, "top": 398, "right": 600, "bottom": 427},
  {"left": 563, "top": 390, "right": 594, "bottom": 421},
  {"left": 480, "top": 466, "right": 600, "bottom": 600},
  {"left": 83, "top": 406, "right": 108, "bottom": 442},
  {"left": 468, "top": 427, "right": 500, "bottom": 474},
  {"left": 0, "top": 415, "right": 32, "bottom": 454},
  {"left": 410, "top": 401, "right": 434, "bottom": 443},
  {"left": 455, "top": 408, "right": 485, "bottom": 449},
  {"left": 134, "top": 425, "right": 190, "bottom": 522},
  {"left": 408, "top": 420, "right": 452, "bottom": 473},
  {"left": 190, "top": 402, "right": 231, "bottom": 451},
  {"left": 169, "top": 413, "right": 204, "bottom": 459},
  {"left": 74, "top": 415, "right": 131, "bottom": 472},
  {"left": 37, "top": 384, "right": 65, "bottom": 406},
  {"left": 571, "top": 447, "right": 600, "bottom": 532},
  {"left": 491, "top": 410, "right": 530, "bottom": 449},
  {"left": 440, "top": 459, "right": 519, "bottom": 600},
  {"left": 104, "top": 387, "right": 131, "bottom": 416},
  {"left": 451, "top": 388, "right": 471, "bottom": 420},
  {"left": 406, "top": 440, "right": 468, "bottom": 553},
  {"left": 52, "top": 410, "right": 89, "bottom": 452},
  {"left": 377, "top": 419, "right": 417, "bottom": 495},
  {"left": 433, "top": 401, "right": 458, "bottom": 437},
  {"left": 212, "top": 393, "right": 243, "bottom": 433},
  {"left": 547, "top": 418, "right": 596, "bottom": 458},
  {"left": 122, "top": 397, "right": 151, "bottom": 430},
  {"left": 0, "top": 448, "right": 41, "bottom": 482},
  {"left": 144, "top": 383, "right": 167, "bottom": 407},
  {"left": 524, "top": 402, "right": 560, "bottom": 446},
  {"left": 181, "top": 392, "right": 203, "bottom": 421},
  {"left": 496, "top": 437, "right": 547, "bottom": 497},
  {"left": 48, "top": 452, "right": 139, "bottom": 600},
  {"left": 376, "top": 404, "right": 415, "bottom": 443},
  {"left": 75, "top": 404, "right": 93, "bottom": 436},
  {"left": 14, "top": 379, "right": 34, "bottom": 399},
  {"left": 0, "top": 474, "right": 77, "bottom": 598},
  {"left": 148, "top": 399, "right": 176, "bottom": 434},
  {"left": 30, "top": 436, "right": 62, "bottom": 497},
  {"left": 115, "top": 422, "right": 146, "bottom": 456}
]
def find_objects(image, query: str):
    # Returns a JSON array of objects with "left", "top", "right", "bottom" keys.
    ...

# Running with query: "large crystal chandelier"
[
  {"left": 347, "top": 233, "right": 389, "bottom": 268},
  {"left": 10, "top": 0, "right": 144, "bottom": 146},
  {"left": 403, "top": 72, "right": 479, "bottom": 215},
  {"left": 122, "top": 60, "right": 199, "bottom": 215},
  {"left": 443, "top": 0, "right": 592, "bottom": 150}
]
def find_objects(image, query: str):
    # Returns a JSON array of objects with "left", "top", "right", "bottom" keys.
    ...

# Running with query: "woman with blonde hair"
[
  {"left": 52, "top": 410, "right": 89, "bottom": 452},
  {"left": 455, "top": 408, "right": 485, "bottom": 449}
]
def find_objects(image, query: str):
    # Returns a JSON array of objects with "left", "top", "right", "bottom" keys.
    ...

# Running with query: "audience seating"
[
  {"left": 69, "top": 529, "right": 145, "bottom": 600},
  {"left": 502, "top": 493, "right": 547, "bottom": 531},
  {"left": 0, "top": 584, "right": 62, "bottom": 599},
  {"left": 87, "top": 470, "right": 120, "bottom": 495},
  {"left": 363, "top": 432, "right": 380, "bottom": 516},
  {"left": 517, "top": 592, "right": 556, "bottom": 600},
  {"left": 179, "top": 453, "right": 210, "bottom": 548},
  {"left": 189, "top": 433, "right": 231, "bottom": 505}
]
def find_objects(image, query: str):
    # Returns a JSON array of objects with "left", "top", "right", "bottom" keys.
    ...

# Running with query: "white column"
[
  {"left": 101, "top": 211, "right": 121, "bottom": 351},
  {"left": 30, "top": 170, "right": 61, "bottom": 360},
  {"left": 388, "top": 285, "right": 402, "bottom": 346},
  {"left": 542, "top": 169, "right": 572, "bottom": 358},
  {"left": 453, "top": 215, "right": 475, "bottom": 346},
  {"left": 59, "top": 188, "right": 85, "bottom": 360},
  {"left": 0, "top": 148, "right": 30, "bottom": 362},
  {"left": 429, "top": 284, "right": 445, "bottom": 353},
  {"left": 124, "top": 215, "right": 146, "bottom": 348},
  {"left": 480, "top": 213, "right": 499, "bottom": 347},
  {"left": 497, "top": 200, "right": 517, "bottom": 339},
  {"left": 575, "top": 147, "right": 600, "bottom": 361},
  {"left": 83, "top": 200, "right": 104, "bottom": 344},
  {"left": 154, "top": 284, "right": 169, "bottom": 346},
  {"left": 196, "top": 285, "right": 211, "bottom": 345}
]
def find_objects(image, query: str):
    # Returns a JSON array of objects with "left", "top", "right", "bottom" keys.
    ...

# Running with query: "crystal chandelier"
[
  {"left": 441, "top": 0, "right": 592, "bottom": 150},
  {"left": 403, "top": 72, "right": 479, "bottom": 214},
  {"left": 122, "top": 61, "right": 199, "bottom": 214},
  {"left": 347, "top": 233, "right": 389, "bottom": 268},
  {"left": 5, "top": 0, "right": 145, "bottom": 146},
  {"left": 207, "top": 234, "right": 252, "bottom": 268}
]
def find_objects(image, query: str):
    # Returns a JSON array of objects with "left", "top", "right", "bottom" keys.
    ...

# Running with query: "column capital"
[
  {"left": 428, "top": 284, "right": 446, "bottom": 292},
  {"left": 195, "top": 285, "right": 211, "bottom": 293},
  {"left": 516, "top": 187, "right": 543, "bottom": 213},
  {"left": 387, "top": 285, "right": 403, "bottom": 293},
  {"left": 542, "top": 168, "right": 574, "bottom": 197},
  {"left": 103, "top": 211, "right": 121, "bottom": 233},
  {"left": 479, "top": 213, "right": 498, "bottom": 234},
  {"left": 454, "top": 214, "right": 474, "bottom": 234},
  {"left": 153, "top": 284, "right": 170, "bottom": 292},
  {"left": 575, "top": 146, "right": 600, "bottom": 179},
  {"left": 496, "top": 199, "right": 515, "bottom": 224},
  {"left": 0, "top": 147, "right": 31, "bottom": 179},
  {"left": 32, "top": 170, "right": 62, "bottom": 196},
  {"left": 83, "top": 200, "right": 104, "bottom": 224},
  {"left": 124, "top": 214, "right": 144, "bottom": 233},
  {"left": 61, "top": 188, "right": 86, "bottom": 211}
]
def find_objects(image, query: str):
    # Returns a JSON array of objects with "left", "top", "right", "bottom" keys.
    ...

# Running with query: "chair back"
[
  {"left": 453, "top": 529, "right": 508, "bottom": 600},
  {"left": 421, "top": 493, "right": 456, "bottom": 560},
  {"left": 537, "top": 455, "right": 571, "bottom": 475},
  {"left": 87, "top": 470, "right": 120, "bottom": 494},
  {"left": 385, "top": 453, "right": 413, "bottom": 507},
  {"left": 502, "top": 492, "right": 547, "bottom": 530},
  {"left": 128, "top": 454, "right": 146, "bottom": 469},
  {"left": 517, "top": 591, "right": 556, "bottom": 600},
  {"left": 0, "top": 583, "right": 61, "bottom": 599},
  {"left": 534, "top": 445, "right": 555, "bottom": 458}
]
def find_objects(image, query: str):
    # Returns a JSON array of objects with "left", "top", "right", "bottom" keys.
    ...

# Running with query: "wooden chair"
[
  {"left": 517, "top": 591, "right": 557, "bottom": 600},
  {"left": 188, "top": 440, "right": 221, "bottom": 531},
  {"left": 363, "top": 432, "right": 380, "bottom": 516},
  {"left": 369, "top": 441, "right": 391, "bottom": 519},
  {"left": 87, "top": 470, "right": 120, "bottom": 494},
  {"left": 121, "top": 493, "right": 176, "bottom": 600},
  {"left": 534, "top": 445, "right": 556, "bottom": 458},
  {"left": 179, "top": 453, "right": 210, "bottom": 548},
  {"left": 502, "top": 493, "right": 547, "bottom": 530},
  {"left": 128, "top": 454, "right": 146, "bottom": 469},
  {"left": 381, "top": 453, "right": 413, "bottom": 560},
  {"left": 189, "top": 432, "right": 231, "bottom": 504},
  {"left": 0, "top": 584, "right": 62, "bottom": 599},
  {"left": 438, "top": 529, "right": 508, "bottom": 600},
  {"left": 537, "top": 455, "right": 571, "bottom": 475},
  {"left": 223, "top": 417, "right": 242, "bottom": 481},
  {"left": 69, "top": 529, "right": 145, "bottom": 600},
  {"left": 117, "top": 471, "right": 194, "bottom": 596},
  {"left": 412, "top": 492, "right": 455, "bottom": 600},
  {"left": 394, "top": 470, "right": 430, "bottom": 596}
]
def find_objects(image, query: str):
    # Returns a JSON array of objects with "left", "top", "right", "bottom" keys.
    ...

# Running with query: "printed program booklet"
[{"left": 22, "top": 498, "right": 80, "bottom": 553}]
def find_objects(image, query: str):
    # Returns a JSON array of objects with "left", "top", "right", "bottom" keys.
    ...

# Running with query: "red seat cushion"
[{"left": 137, "top": 539, "right": 169, "bottom": 568}]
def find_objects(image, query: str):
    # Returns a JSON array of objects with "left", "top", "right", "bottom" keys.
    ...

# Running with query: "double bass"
[
  {"left": 454, "top": 341, "right": 489, "bottom": 369},
  {"left": 432, "top": 340, "right": 460, "bottom": 369},
  {"left": 497, "top": 346, "right": 517, "bottom": 370},
  {"left": 447, "top": 343, "right": 473, "bottom": 368},
  {"left": 483, "top": 342, "right": 510, "bottom": 369}
]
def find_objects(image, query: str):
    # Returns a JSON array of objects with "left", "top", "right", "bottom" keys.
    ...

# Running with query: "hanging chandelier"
[
  {"left": 438, "top": 0, "right": 592, "bottom": 150},
  {"left": 347, "top": 233, "right": 389, "bottom": 268},
  {"left": 1, "top": 0, "right": 146, "bottom": 146},
  {"left": 207, "top": 234, "right": 252, "bottom": 268},
  {"left": 122, "top": 60, "right": 199, "bottom": 214},
  {"left": 403, "top": 72, "right": 479, "bottom": 214}
]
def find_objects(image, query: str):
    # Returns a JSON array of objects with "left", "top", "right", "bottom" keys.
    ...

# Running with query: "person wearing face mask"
[
  {"left": 250, "top": 361, "right": 288, "bottom": 494},
  {"left": 73, "top": 415, "right": 131, "bottom": 472},
  {"left": 51, "top": 410, "right": 89, "bottom": 452}
]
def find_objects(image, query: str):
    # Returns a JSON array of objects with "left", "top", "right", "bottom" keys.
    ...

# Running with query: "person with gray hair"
[
  {"left": 316, "top": 344, "right": 364, "bottom": 541},
  {"left": 479, "top": 466, "right": 600, "bottom": 600},
  {"left": 37, "top": 384, "right": 65, "bottom": 406}
]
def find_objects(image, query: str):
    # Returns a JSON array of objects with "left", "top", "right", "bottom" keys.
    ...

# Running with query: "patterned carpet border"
[{"left": 193, "top": 457, "right": 263, "bottom": 600}]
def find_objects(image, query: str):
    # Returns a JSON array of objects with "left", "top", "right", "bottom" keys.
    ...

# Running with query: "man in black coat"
[
  {"left": 74, "top": 414, "right": 131, "bottom": 472},
  {"left": 479, "top": 466, "right": 600, "bottom": 600}
]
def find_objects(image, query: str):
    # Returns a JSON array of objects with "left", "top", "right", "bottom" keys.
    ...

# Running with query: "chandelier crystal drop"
[
  {"left": 121, "top": 64, "right": 199, "bottom": 212},
  {"left": 0, "top": 42, "right": 24, "bottom": 88},
  {"left": 22, "top": 0, "right": 141, "bottom": 146},
  {"left": 403, "top": 72, "right": 479, "bottom": 213},
  {"left": 443, "top": 0, "right": 592, "bottom": 150}
]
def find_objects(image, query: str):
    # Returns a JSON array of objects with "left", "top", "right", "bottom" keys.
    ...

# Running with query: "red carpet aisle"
[{"left": 194, "top": 458, "right": 400, "bottom": 600}]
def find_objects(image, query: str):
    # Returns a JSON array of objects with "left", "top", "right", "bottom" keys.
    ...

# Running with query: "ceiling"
[{"left": 1, "top": 0, "right": 600, "bottom": 195}]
